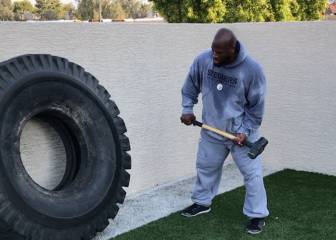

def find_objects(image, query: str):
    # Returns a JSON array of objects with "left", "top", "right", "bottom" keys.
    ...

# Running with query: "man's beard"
[
  {"left": 222, "top": 57, "right": 233, "bottom": 65},
  {"left": 213, "top": 58, "right": 232, "bottom": 67}
]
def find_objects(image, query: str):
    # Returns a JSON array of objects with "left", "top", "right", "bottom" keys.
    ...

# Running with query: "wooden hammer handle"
[{"left": 192, "top": 120, "right": 237, "bottom": 141}]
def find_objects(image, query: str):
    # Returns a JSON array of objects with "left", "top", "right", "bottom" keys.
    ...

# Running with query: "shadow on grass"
[{"left": 113, "top": 169, "right": 336, "bottom": 240}]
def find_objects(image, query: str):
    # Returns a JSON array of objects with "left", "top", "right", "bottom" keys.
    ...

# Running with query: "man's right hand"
[{"left": 180, "top": 114, "right": 196, "bottom": 126}]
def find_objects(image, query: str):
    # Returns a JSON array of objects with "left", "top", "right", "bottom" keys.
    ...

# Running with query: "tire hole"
[{"left": 19, "top": 116, "right": 67, "bottom": 191}]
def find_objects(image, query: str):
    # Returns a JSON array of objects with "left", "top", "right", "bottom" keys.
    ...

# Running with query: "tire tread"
[{"left": 0, "top": 54, "right": 131, "bottom": 240}]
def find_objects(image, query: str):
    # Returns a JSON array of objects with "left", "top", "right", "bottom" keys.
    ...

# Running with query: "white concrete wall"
[{"left": 0, "top": 21, "right": 335, "bottom": 196}]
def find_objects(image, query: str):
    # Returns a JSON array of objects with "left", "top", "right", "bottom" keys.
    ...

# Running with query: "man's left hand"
[{"left": 233, "top": 133, "right": 247, "bottom": 146}]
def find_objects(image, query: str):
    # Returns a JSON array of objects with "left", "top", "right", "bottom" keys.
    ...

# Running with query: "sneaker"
[
  {"left": 246, "top": 218, "right": 266, "bottom": 235},
  {"left": 180, "top": 203, "right": 211, "bottom": 217}
]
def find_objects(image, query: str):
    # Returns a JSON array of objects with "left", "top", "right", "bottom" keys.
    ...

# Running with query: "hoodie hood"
[
  {"left": 219, "top": 40, "right": 248, "bottom": 68},
  {"left": 182, "top": 40, "right": 265, "bottom": 142}
]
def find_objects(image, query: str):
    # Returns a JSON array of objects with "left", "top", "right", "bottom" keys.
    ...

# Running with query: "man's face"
[{"left": 211, "top": 41, "right": 236, "bottom": 66}]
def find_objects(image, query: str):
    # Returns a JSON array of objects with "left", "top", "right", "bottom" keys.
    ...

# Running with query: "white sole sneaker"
[
  {"left": 180, "top": 208, "right": 211, "bottom": 218},
  {"left": 246, "top": 221, "right": 266, "bottom": 235}
]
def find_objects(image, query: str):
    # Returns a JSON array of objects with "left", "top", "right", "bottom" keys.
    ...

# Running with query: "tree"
[
  {"left": 13, "top": 0, "right": 34, "bottom": 21},
  {"left": 152, "top": 0, "right": 188, "bottom": 22},
  {"left": 153, "top": 0, "right": 226, "bottom": 23},
  {"left": 109, "top": 0, "right": 127, "bottom": 19},
  {"left": 101, "top": 0, "right": 111, "bottom": 18},
  {"left": 270, "top": 0, "right": 297, "bottom": 21},
  {"left": 289, "top": 0, "right": 300, "bottom": 19},
  {"left": 98, "top": 0, "right": 127, "bottom": 19},
  {"left": 78, "top": 0, "right": 153, "bottom": 20},
  {"left": 0, "top": 0, "right": 13, "bottom": 20},
  {"left": 78, "top": 0, "right": 111, "bottom": 20},
  {"left": 138, "top": 2, "right": 152, "bottom": 18},
  {"left": 59, "top": 2, "right": 76, "bottom": 19},
  {"left": 153, "top": 0, "right": 275, "bottom": 23},
  {"left": 77, "top": 0, "right": 95, "bottom": 19},
  {"left": 224, "top": 0, "right": 274, "bottom": 23},
  {"left": 296, "top": 0, "right": 328, "bottom": 20},
  {"left": 186, "top": 0, "right": 226, "bottom": 23},
  {"left": 119, "top": 0, "right": 141, "bottom": 18},
  {"left": 35, "top": 0, "right": 62, "bottom": 20}
]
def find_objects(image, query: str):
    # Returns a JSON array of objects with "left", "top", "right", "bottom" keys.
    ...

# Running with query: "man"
[{"left": 180, "top": 28, "right": 269, "bottom": 235}]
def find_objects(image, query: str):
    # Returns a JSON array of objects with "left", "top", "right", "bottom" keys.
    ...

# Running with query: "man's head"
[{"left": 211, "top": 28, "right": 238, "bottom": 66}]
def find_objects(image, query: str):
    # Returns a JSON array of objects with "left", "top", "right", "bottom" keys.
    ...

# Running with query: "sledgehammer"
[{"left": 192, "top": 120, "right": 268, "bottom": 159}]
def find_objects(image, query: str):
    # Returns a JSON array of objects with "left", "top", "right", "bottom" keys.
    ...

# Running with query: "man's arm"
[
  {"left": 180, "top": 57, "right": 201, "bottom": 125},
  {"left": 237, "top": 65, "right": 267, "bottom": 137}
]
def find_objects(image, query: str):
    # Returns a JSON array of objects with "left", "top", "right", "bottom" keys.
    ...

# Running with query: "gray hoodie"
[{"left": 181, "top": 41, "right": 266, "bottom": 143}]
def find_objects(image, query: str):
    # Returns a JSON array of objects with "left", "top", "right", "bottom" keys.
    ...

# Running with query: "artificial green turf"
[{"left": 113, "top": 169, "right": 336, "bottom": 240}]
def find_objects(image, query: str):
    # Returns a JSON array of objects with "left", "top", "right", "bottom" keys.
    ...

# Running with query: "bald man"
[{"left": 180, "top": 28, "right": 269, "bottom": 234}]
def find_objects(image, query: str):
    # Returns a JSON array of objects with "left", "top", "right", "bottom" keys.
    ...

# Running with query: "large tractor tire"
[{"left": 0, "top": 54, "right": 131, "bottom": 240}]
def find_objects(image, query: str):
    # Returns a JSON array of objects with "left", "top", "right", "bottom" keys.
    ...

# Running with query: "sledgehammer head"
[{"left": 245, "top": 137, "right": 268, "bottom": 159}]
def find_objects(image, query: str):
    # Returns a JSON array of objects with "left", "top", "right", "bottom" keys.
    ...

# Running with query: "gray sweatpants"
[{"left": 191, "top": 130, "right": 269, "bottom": 218}]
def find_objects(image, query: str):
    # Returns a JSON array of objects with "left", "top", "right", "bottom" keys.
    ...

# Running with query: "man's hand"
[
  {"left": 233, "top": 133, "right": 247, "bottom": 146},
  {"left": 180, "top": 114, "right": 196, "bottom": 126}
]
